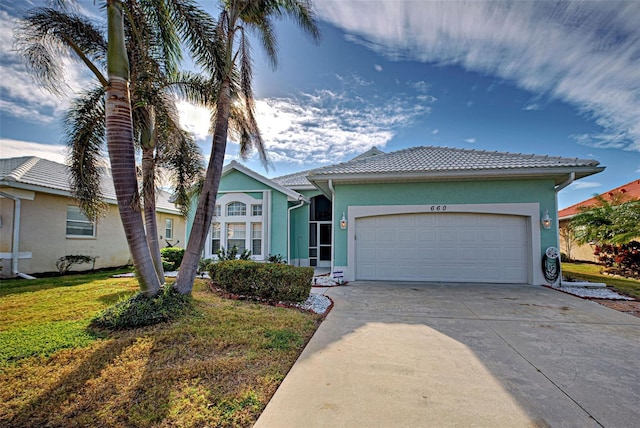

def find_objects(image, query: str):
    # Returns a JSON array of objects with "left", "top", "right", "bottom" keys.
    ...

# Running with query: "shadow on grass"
[
  {"left": 6, "top": 331, "right": 174, "bottom": 427},
  {"left": 96, "top": 290, "right": 137, "bottom": 305}
]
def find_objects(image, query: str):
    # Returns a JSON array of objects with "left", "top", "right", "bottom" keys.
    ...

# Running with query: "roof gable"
[
  {"left": 222, "top": 161, "right": 305, "bottom": 201},
  {"left": 559, "top": 179, "right": 640, "bottom": 218}
]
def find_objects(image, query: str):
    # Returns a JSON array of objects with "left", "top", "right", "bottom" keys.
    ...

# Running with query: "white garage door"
[{"left": 355, "top": 213, "right": 529, "bottom": 283}]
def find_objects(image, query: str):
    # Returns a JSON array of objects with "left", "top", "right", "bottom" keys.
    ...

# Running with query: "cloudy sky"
[{"left": 1, "top": 1, "right": 639, "bottom": 208}]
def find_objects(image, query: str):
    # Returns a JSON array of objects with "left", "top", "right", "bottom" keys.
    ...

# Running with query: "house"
[
  {"left": 193, "top": 146, "right": 603, "bottom": 285},
  {"left": 558, "top": 179, "right": 640, "bottom": 262},
  {"left": 0, "top": 156, "right": 186, "bottom": 277}
]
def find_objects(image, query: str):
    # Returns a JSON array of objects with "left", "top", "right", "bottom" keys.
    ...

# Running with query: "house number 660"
[{"left": 430, "top": 205, "right": 447, "bottom": 211}]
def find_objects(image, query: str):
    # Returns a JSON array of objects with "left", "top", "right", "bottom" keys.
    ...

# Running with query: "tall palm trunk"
[
  {"left": 106, "top": 0, "right": 160, "bottom": 296},
  {"left": 141, "top": 145, "right": 165, "bottom": 283},
  {"left": 175, "top": 78, "right": 231, "bottom": 293}
]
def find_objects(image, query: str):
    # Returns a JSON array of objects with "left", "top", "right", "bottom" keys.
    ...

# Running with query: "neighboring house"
[
  {"left": 558, "top": 179, "right": 640, "bottom": 262},
  {"left": 192, "top": 146, "right": 603, "bottom": 285},
  {"left": 0, "top": 157, "right": 186, "bottom": 277}
]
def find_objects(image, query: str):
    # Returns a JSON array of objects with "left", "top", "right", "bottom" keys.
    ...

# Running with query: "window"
[
  {"left": 252, "top": 223, "right": 262, "bottom": 255},
  {"left": 214, "top": 205, "right": 221, "bottom": 217},
  {"left": 165, "top": 218, "right": 173, "bottom": 239},
  {"left": 251, "top": 204, "right": 262, "bottom": 216},
  {"left": 211, "top": 223, "right": 221, "bottom": 253},
  {"left": 227, "top": 223, "right": 246, "bottom": 252},
  {"left": 226, "top": 201, "right": 246, "bottom": 216},
  {"left": 66, "top": 206, "right": 95, "bottom": 237}
]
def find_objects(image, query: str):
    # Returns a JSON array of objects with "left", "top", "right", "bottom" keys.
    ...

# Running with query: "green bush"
[
  {"left": 160, "top": 247, "right": 185, "bottom": 271},
  {"left": 217, "top": 246, "right": 252, "bottom": 261},
  {"left": 209, "top": 260, "right": 313, "bottom": 303},
  {"left": 91, "top": 286, "right": 191, "bottom": 330}
]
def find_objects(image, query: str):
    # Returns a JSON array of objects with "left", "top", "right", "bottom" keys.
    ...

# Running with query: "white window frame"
[
  {"left": 251, "top": 222, "right": 262, "bottom": 256},
  {"left": 206, "top": 193, "right": 266, "bottom": 260},
  {"left": 66, "top": 205, "right": 96, "bottom": 238},
  {"left": 226, "top": 201, "right": 246, "bottom": 216},
  {"left": 252, "top": 204, "right": 263, "bottom": 216},
  {"left": 165, "top": 218, "right": 173, "bottom": 240}
]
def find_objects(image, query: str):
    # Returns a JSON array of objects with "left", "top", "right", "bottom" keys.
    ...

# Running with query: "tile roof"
[
  {"left": 559, "top": 179, "right": 640, "bottom": 218},
  {"left": 307, "top": 146, "right": 601, "bottom": 176},
  {"left": 0, "top": 157, "right": 177, "bottom": 212},
  {"left": 272, "top": 169, "right": 314, "bottom": 187}
]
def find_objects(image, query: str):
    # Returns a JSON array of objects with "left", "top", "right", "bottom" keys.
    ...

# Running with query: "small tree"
[
  {"left": 559, "top": 223, "right": 577, "bottom": 261},
  {"left": 570, "top": 195, "right": 640, "bottom": 246}
]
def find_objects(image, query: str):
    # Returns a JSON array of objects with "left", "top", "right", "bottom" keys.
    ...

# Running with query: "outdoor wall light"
[
  {"left": 541, "top": 209, "right": 552, "bottom": 229},
  {"left": 340, "top": 212, "right": 347, "bottom": 230}
]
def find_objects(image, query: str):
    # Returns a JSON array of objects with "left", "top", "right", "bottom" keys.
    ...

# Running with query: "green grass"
[
  {"left": 562, "top": 262, "right": 640, "bottom": 299},
  {"left": 0, "top": 270, "right": 321, "bottom": 427}
]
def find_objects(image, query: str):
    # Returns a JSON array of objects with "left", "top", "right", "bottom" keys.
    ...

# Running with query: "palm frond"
[
  {"left": 16, "top": 7, "right": 108, "bottom": 89},
  {"left": 65, "top": 87, "right": 107, "bottom": 218}
]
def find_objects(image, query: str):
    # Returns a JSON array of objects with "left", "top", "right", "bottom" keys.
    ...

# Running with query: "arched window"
[{"left": 226, "top": 201, "right": 246, "bottom": 216}]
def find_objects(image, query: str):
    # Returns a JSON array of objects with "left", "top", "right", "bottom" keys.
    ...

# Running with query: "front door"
[
  {"left": 309, "top": 221, "right": 331, "bottom": 267},
  {"left": 309, "top": 195, "right": 332, "bottom": 267}
]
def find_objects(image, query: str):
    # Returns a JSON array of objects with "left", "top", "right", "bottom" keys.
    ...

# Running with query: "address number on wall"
[{"left": 430, "top": 205, "right": 447, "bottom": 211}]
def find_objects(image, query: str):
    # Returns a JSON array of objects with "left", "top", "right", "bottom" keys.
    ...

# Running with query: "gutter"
[
  {"left": 287, "top": 196, "right": 306, "bottom": 266},
  {"left": 328, "top": 179, "right": 335, "bottom": 276},
  {"left": 555, "top": 173, "right": 574, "bottom": 287},
  {"left": 0, "top": 191, "right": 34, "bottom": 279}
]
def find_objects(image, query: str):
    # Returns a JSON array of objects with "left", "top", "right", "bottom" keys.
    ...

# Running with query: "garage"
[{"left": 355, "top": 212, "right": 529, "bottom": 283}]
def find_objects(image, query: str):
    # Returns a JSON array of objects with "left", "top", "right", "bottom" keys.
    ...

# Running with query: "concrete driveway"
[{"left": 255, "top": 282, "right": 640, "bottom": 428}]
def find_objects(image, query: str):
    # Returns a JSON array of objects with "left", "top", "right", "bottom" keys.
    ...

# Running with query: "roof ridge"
[{"left": 4, "top": 156, "right": 41, "bottom": 181}]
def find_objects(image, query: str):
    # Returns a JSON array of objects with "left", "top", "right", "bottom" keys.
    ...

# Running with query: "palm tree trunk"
[
  {"left": 142, "top": 146, "right": 165, "bottom": 283},
  {"left": 106, "top": 0, "right": 160, "bottom": 296},
  {"left": 175, "top": 78, "right": 232, "bottom": 293}
]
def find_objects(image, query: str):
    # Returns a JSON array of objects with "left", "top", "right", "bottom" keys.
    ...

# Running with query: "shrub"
[
  {"left": 209, "top": 260, "right": 313, "bottom": 303},
  {"left": 267, "top": 254, "right": 287, "bottom": 264},
  {"left": 55, "top": 255, "right": 96, "bottom": 275},
  {"left": 160, "top": 247, "right": 185, "bottom": 271},
  {"left": 217, "top": 246, "right": 252, "bottom": 261},
  {"left": 198, "top": 258, "right": 213, "bottom": 274},
  {"left": 594, "top": 241, "right": 640, "bottom": 278},
  {"left": 91, "top": 286, "right": 191, "bottom": 330}
]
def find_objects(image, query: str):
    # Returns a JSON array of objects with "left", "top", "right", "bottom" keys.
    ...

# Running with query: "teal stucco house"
[{"left": 188, "top": 146, "right": 603, "bottom": 285}]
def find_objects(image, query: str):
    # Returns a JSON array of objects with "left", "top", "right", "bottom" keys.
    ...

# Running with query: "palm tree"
[
  {"left": 175, "top": 0, "right": 321, "bottom": 293},
  {"left": 17, "top": 0, "right": 214, "bottom": 296}
]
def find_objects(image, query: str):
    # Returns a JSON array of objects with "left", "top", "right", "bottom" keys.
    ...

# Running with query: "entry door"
[{"left": 309, "top": 221, "right": 331, "bottom": 267}]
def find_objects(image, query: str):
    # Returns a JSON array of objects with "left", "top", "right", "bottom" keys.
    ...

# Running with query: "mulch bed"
[{"left": 592, "top": 299, "right": 640, "bottom": 318}]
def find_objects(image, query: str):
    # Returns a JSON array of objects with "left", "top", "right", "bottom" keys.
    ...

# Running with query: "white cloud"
[
  {"left": 431, "top": 129, "right": 439, "bottom": 135},
  {"left": 374, "top": 64, "right": 383, "bottom": 72},
  {"left": 568, "top": 181, "right": 601, "bottom": 190},
  {"left": 0, "top": 138, "right": 67, "bottom": 164},
  {"left": 316, "top": 0, "right": 640, "bottom": 152},
  {"left": 522, "top": 103, "right": 541, "bottom": 111},
  {"left": 464, "top": 138, "right": 476, "bottom": 144},
  {"left": 252, "top": 88, "right": 432, "bottom": 165}
]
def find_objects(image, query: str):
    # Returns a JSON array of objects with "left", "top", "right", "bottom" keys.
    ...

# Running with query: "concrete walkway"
[{"left": 255, "top": 282, "right": 640, "bottom": 428}]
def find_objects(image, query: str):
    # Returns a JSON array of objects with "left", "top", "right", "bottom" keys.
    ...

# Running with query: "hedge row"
[{"left": 209, "top": 260, "right": 313, "bottom": 303}]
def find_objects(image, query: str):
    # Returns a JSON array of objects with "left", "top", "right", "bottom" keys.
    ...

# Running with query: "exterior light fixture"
[
  {"left": 541, "top": 210, "right": 552, "bottom": 229},
  {"left": 340, "top": 212, "right": 347, "bottom": 230}
]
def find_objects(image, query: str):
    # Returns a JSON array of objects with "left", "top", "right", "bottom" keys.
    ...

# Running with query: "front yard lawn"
[
  {"left": 562, "top": 262, "right": 640, "bottom": 300},
  {"left": 0, "top": 270, "right": 321, "bottom": 427}
]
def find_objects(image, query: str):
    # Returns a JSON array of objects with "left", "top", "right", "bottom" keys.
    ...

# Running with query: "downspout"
[
  {"left": 287, "top": 196, "right": 306, "bottom": 265},
  {"left": 0, "top": 191, "right": 34, "bottom": 279},
  {"left": 555, "top": 173, "right": 574, "bottom": 286},
  {"left": 328, "top": 179, "right": 335, "bottom": 275}
]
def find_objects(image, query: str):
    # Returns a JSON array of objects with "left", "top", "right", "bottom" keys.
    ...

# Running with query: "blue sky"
[{"left": 1, "top": 1, "right": 639, "bottom": 209}]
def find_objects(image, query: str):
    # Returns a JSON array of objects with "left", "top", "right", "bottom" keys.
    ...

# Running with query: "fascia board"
[{"left": 308, "top": 166, "right": 605, "bottom": 186}]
